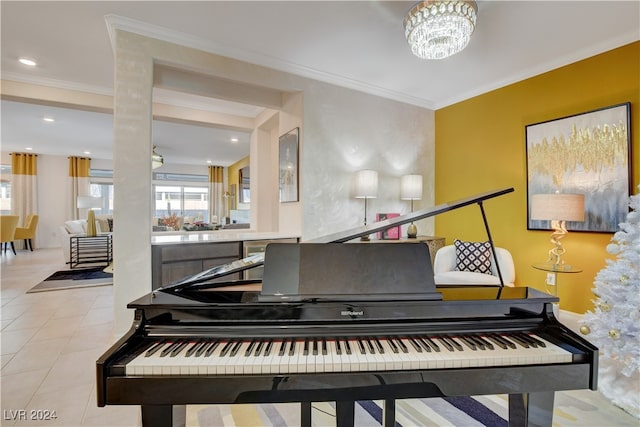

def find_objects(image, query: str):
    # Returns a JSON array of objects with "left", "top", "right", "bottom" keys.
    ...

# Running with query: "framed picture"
[
  {"left": 376, "top": 213, "right": 400, "bottom": 240},
  {"left": 279, "top": 127, "right": 299, "bottom": 203},
  {"left": 526, "top": 102, "right": 631, "bottom": 233}
]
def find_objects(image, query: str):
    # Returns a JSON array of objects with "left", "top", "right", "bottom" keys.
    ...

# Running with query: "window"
[
  {"left": 153, "top": 172, "right": 209, "bottom": 222},
  {"left": 0, "top": 165, "right": 11, "bottom": 214},
  {"left": 89, "top": 169, "right": 114, "bottom": 214}
]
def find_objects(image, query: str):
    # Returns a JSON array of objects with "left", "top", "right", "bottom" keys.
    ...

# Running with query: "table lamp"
[
  {"left": 531, "top": 193, "right": 585, "bottom": 270},
  {"left": 355, "top": 170, "right": 378, "bottom": 241},
  {"left": 401, "top": 174, "right": 422, "bottom": 238},
  {"left": 77, "top": 196, "right": 103, "bottom": 237}
]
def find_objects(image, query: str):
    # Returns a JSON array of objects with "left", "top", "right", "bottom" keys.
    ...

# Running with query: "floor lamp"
[
  {"left": 531, "top": 193, "right": 585, "bottom": 270},
  {"left": 355, "top": 170, "right": 378, "bottom": 241},
  {"left": 401, "top": 174, "right": 423, "bottom": 238}
]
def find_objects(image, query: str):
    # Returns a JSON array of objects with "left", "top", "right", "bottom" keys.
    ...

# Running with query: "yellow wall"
[{"left": 435, "top": 42, "right": 639, "bottom": 314}]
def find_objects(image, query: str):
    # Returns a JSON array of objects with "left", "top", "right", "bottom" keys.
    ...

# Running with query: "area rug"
[
  {"left": 27, "top": 267, "right": 112, "bottom": 293},
  {"left": 186, "top": 396, "right": 509, "bottom": 427}
]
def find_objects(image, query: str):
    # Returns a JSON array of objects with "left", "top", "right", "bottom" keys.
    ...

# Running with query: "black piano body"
[{"left": 96, "top": 188, "right": 598, "bottom": 426}]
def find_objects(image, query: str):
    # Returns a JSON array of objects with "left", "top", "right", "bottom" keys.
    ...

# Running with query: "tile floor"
[{"left": 1, "top": 248, "right": 638, "bottom": 427}]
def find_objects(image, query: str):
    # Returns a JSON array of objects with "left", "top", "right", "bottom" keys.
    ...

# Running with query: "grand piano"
[{"left": 96, "top": 188, "right": 598, "bottom": 427}]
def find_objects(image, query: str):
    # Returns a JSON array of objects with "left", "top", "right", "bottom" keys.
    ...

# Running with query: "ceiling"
[{"left": 1, "top": 1, "right": 638, "bottom": 165}]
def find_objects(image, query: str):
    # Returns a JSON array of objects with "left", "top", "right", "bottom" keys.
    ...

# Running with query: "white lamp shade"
[
  {"left": 400, "top": 174, "right": 423, "bottom": 200},
  {"left": 77, "top": 196, "right": 103, "bottom": 209},
  {"left": 355, "top": 170, "right": 378, "bottom": 199},
  {"left": 531, "top": 193, "right": 585, "bottom": 222}
]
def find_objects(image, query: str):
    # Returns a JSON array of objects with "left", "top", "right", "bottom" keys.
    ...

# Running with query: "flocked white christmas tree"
[{"left": 581, "top": 184, "right": 640, "bottom": 418}]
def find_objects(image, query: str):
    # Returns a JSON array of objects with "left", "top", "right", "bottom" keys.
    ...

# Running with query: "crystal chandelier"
[{"left": 404, "top": 0, "right": 478, "bottom": 60}]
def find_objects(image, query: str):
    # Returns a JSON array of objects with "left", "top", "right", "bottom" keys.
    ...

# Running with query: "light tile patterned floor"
[{"left": 1, "top": 248, "right": 638, "bottom": 426}]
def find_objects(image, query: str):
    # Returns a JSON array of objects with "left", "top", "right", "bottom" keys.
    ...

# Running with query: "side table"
[
  {"left": 532, "top": 263, "right": 582, "bottom": 317},
  {"left": 70, "top": 234, "right": 113, "bottom": 269}
]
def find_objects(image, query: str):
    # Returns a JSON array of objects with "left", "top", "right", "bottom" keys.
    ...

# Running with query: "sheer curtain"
[
  {"left": 68, "top": 156, "right": 91, "bottom": 220},
  {"left": 208, "top": 165, "right": 224, "bottom": 224},
  {"left": 11, "top": 153, "right": 38, "bottom": 249}
]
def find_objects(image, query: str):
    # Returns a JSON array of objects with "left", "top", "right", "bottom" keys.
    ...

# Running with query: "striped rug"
[{"left": 186, "top": 395, "right": 509, "bottom": 426}]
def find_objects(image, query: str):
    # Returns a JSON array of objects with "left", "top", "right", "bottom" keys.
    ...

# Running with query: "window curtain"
[
  {"left": 11, "top": 153, "right": 38, "bottom": 249},
  {"left": 68, "top": 156, "right": 91, "bottom": 220},
  {"left": 208, "top": 166, "right": 224, "bottom": 224}
]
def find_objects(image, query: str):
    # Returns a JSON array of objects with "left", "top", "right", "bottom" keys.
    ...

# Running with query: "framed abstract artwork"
[
  {"left": 279, "top": 127, "right": 299, "bottom": 203},
  {"left": 376, "top": 213, "right": 400, "bottom": 240},
  {"left": 526, "top": 102, "right": 631, "bottom": 233}
]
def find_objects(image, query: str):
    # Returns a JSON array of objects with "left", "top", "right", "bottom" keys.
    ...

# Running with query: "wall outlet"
[{"left": 546, "top": 272, "right": 556, "bottom": 286}]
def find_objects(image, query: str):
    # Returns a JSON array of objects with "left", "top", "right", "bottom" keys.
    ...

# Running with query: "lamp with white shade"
[
  {"left": 77, "top": 196, "right": 103, "bottom": 237},
  {"left": 531, "top": 193, "right": 585, "bottom": 270},
  {"left": 355, "top": 170, "right": 378, "bottom": 241},
  {"left": 401, "top": 174, "right": 423, "bottom": 238}
]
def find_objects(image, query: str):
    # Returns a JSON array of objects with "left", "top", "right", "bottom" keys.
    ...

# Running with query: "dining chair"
[
  {"left": 15, "top": 214, "right": 39, "bottom": 251},
  {"left": 1, "top": 215, "right": 20, "bottom": 255}
]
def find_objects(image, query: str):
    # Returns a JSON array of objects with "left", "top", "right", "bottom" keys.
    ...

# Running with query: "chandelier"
[
  {"left": 404, "top": 0, "right": 478, "bottom": 60},
  {"left": 152, "top": 146, "right": 164, "bottom": 169}
]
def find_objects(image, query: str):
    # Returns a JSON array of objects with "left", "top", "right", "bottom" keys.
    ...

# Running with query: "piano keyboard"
[{"left": 126, "top": 333, "right": 574, "bottom": 376}]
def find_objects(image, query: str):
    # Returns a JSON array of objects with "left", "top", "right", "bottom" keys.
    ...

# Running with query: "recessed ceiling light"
[
  {"left": 25, "top": 147, "right": 33, "bottom": 151},
  {"left": 206, "top": 160, "right": 212, "bottom": 164},
  {"left": 230, "top": 138, "right": 239, "bottom": 143},
  {"left": 84, "top": 151, "right": 91, "bottom": 155},
  {"left": 43, "top": 117, "right": 55, "bottom": 122},
  {"left": 19, "top": 58, "right": 37, "bottom": 66}
]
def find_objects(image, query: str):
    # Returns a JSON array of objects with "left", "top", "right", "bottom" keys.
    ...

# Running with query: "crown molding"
[
  {"left": 1, "top": 72, "right": 113, "bottom": 98},
  {"left": 104, "top": 14, "right": 436, "bottom": 111}
]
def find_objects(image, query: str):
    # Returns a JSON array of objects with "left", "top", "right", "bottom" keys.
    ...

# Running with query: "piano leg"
[
  {"left": 383, "top": 399, "right": 396, "bottom": 427},
  {"left": 141, "top": 405, "right": 172, "bottom": 427},
  {"left": 508, "top": 392, "right": 555, "bottom": 427},
  {"left": 336, "top": 400, "right": 355, "bottom": 427},
  {"left": 301, "top": 402, "right": 311, "bottom": 427}
]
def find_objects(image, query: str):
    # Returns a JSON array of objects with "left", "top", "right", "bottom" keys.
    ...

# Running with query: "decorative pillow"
[
  {"left": 454, "top": 239, "right": 492, "bottom": 274},
  {"left": 64, "top": 220, "right": 86, "bottom": 234}
]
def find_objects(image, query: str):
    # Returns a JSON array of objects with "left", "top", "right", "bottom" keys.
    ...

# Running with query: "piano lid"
[{"left": 157, "top": 187, "right": 514, "bottom": 293}]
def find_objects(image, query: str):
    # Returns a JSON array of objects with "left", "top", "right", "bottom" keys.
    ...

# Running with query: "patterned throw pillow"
[{"left": 454, "top": 239, "right": 492, "bottom": 274}]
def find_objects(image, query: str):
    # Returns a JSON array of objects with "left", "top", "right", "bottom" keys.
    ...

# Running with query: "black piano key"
[
  {"left": 264, "top": 340, "right": 273, "bottom": 356},
  {"left": 436, "top": 336, "right": 454, "bottom": 352},
  {"left": 415, "top": 337, "right": 432, "bottom": 352},
  {"left": 495, "top": 334, "right": 517, "bottom": 349},
  {"left": 408, "top": 337, "right": 423, "bottom": 352},
  {"left": 387, "top": 338, "right": 399, "bottom": 353},
  {"left": 312, "top": 339, "right": 319, "bottom": 356},
  {"left": 185, "top": 340, "right": 204, "bottom": 357},
  {"left": 521, "top": 333, "right": 546, "bottom": 348},
  {"left": 245, "top": 340, "right": 257, "bottom": 357},
  {"left": 288, "top": 340, "right": 296, "bottom": 356},
  {"left": 194, "top": 340, "right": 211, "bottom": 357},
  {"left": 357, "top": 339, "right": 366, "bottom": 354},
  {"left": 466, "top": 335, "right": 486, "bottom": 350},
  {"left": 303, "top": 339, "right": 310, "bottom": 356},
  {"left": 335, "top": 339, "right": 343, "bottom": 355},
  {"left": 395, "top": 337, "right": 408, "bottom": 353},
  {"left": 444, "top": 336, "right": 464, "bottom": 351},
  {"left": 365, "top": 339, "right": 375, "bottom": 354},
  {"left": 508, "top": 334, "right": 530, "bottom": 348},
  {"left": 229, "top": 340, "right": 243, "bottom": 357},
  {"left": 421, "top": 336, "right": 440, "bottom": 352},
  {"left": 458, "top": 336, "right": 477, "bottom": 351},
  {"left": 160, "top": 341, "right": 180, "bottom": 357},
  {"left": 321, "top": 339, "right": 327, "bottom": 356},
  {"left": 278, "top": 340, "right": 287, "bottom": 356},
  {"left": 204, "top": 340, "right": 220, "bottom": 357},
  {"left": 373, "top": 338, "right": 385, "bottom": 353},
  {"left": 484, "top": 334, "right": 508, "bottom": 350},
  {"left": 145, "top": 340, "right": 166, "bottom": 357},
  {"left": 170, "top": 341, "right": 189, "bottom": 357},
  {"left": 474, "top": 335, "right": 494, "bottom": 350},
  {"left": 219, "top": 340, "right": 235, "bottom": 357},
  {"left": 254, "top": 340, "right": 265, "bottom": 356},
  {"left": 344, "top": 339, "right": 352, "bottom": 355}
]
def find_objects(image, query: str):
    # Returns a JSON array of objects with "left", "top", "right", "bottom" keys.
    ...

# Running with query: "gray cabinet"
[{"left": 151, "top": 241, "right": 242, "bottom": 289}]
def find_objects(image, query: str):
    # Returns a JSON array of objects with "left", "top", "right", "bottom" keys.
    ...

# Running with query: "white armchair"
[{"left": 433, "top": 244, "right": 515, "bottom": 286}]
